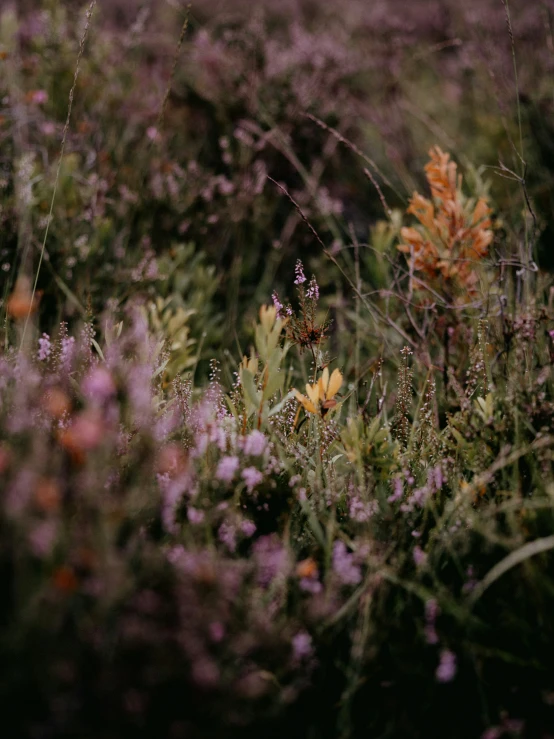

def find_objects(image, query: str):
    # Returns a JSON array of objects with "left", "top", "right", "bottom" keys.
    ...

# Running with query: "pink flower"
[
  {"left": 218, "top": 521, "right": 237, "bottom": 552},
  {"left": 242, "top": 430, "right": 267, "bottom": 457},
  {"left": 292, "top": 631, "right": 313, "bottom": 661},
  {"left": 187, "top": 508, "right": 205, "bottom": 524},
  {"left": 294, "top": 259, "right": 306, "bottom": 285},
  {"left": 242, "top": 466, "right": 263, "bottom": 492},
  {"left": 82, "top": 367, "right": 116, "bottom": 404},
  {"left": 299, "top": 577, "right": 322, "bottom": 594},
  {"left": 240, "top": 519, "right": 257, "bottom": 538},
  {"left": 37, "top": 333, "right": 51, "bottom": 361},
  {"left": 216, "top": 455, "right": 239, "bottom": 483},
  {"left": 413, "top": 545, "right": 427, "bottom": 567},
  {"left": 306, "top": 277, "right": 319, "bottom": 300},
  {"left": 332, "top": 541, "right": 362, "bottom": 585},
  {"left": 272, "top": 291, "right": 283, "bottom": 316},
  {"left": 28, "top": 89, "right": 48, "bottom": 105},
  {"left": 436, "top": 649, "right": 457, "bottom": 683}
]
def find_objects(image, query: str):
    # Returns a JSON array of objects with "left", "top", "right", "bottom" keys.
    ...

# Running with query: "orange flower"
[
  {"left": 7, "top": 277, "right": 40, "bottom": 320},
  {"left": 424, "top": 146, "right": 458, "bottom": 202},
  {"left": 294, "top": 367, "right": 343, "bottom": 418},
  {"left": 35, "top": 478, "right": 61, "bottom": 513},
  {"left": 296, "top": 557, "right": 318, "bottom": 579},
  {"left": 397, "top": 147, "right": 493, "bottom": 299},
  {"left": 53, "top": 566, "right": 78, "bottom": 593},
  {"left": 43, "top": 388, "right": 71, "bottom": 419}
]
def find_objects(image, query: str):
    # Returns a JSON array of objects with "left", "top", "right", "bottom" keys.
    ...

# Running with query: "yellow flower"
[{"left": 294, "top": 367, "right": 343, "bottom": 418}]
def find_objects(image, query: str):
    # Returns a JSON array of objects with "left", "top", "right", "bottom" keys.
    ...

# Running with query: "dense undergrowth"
[{"left": 2, "top": 2, "right": 554, "bottom": 738}]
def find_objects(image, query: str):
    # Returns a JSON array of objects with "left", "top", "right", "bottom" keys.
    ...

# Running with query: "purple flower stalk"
[
  {"left": 272, "top": 291, "right": 283, "bottom": 317},
  {"left": 436, "top": 650, "right": 457, "bottom": 683},
  {"left": 294, "top": 259, "right": 306, "bottom": 285},
  {"left": 306, "top": 277, "right": 319, "bottom": 300},
  {"left": 37, "top": 333, "right": 51, "bottom": 361}
]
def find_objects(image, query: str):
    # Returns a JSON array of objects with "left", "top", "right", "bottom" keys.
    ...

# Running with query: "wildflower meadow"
[{"left": 2, "top": 1, "right": 554, "bottom": 737}]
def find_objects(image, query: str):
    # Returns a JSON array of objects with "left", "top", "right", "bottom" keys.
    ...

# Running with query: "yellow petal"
[
  {"left": 294, "top": 390, "right": 318, "bottom": 415},
  {"left": 326, "top": 368, "right": 343, "bottom": 399},
  {"left": 320, "top": 367, "right": 329, "bottom": 395},
  {"left": 306, "top": 382, "right": 320, "bottom": 407}
]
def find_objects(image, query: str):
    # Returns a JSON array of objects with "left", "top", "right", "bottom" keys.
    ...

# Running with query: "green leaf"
[
  {"left": 469, "top": 535, "right": 554, "bottom": 605},
  {"left": 240, "top": 367, "right": 261, "bottom": 416}
]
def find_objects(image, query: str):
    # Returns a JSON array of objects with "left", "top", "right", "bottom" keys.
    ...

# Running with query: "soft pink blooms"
[
  {"left": 28, "top": 89, "right": 48, "bottom": 105},
  {"left": 240, "top": 519, "right": 257, "bottom": 538},
  {"left": 436, "top": 649, "right": 457, "bottom": 683},
  {"left": 241, "top": 466, "right": 263, "bottom": 492},
  {"left": 39, "top": 121, "right": 56, "bottom": 136},
  {"left": 413, "top": 545, "right": 427, "bottom": 567},
  {"left": 242, "top": 430, "right": 267, "bottom": 456},
  {"left": 209, "top": 622, "right": 225, "bottom": 643},
  {"left": 306, "top": 277, "right": 319, "bottom": 300},
  {"left": 60, "top": 336, "right": 75, "bottom": 370},
  {"left": 82, "top": 367, "right": 116, "bottom": 404},
  {"left": 294, "top": 259, "right": 306, "bottom": 285},
  {"left": 299, "top": 577, "right": 322, "bottom": 594},
  {"left": 187, "top": 507, "right": 205, "bottom": 524},
  {"left": 349, "top": 495, "right": 378, "bottom": 522},
  {"left": 253, "top": 535, "right": 289, "bottom": 587},
  {"left": 37, "top": 333, "right": 51, "bottom": 361},
  {"left": 218, "top": 521, "right": 237, "bottom": 552},
  {"left": 292, "top": 631, "right": 313, "bottom": 661},
  {"left": 272, "top": 291, "right": 283, "bottom": 316},
  {"left": 332, "top": 541, "right": 362, "bottom": 585},
  {"left": 216, "top": 455, "right": 240, "bottom": 483},
  {"left": 28, "top": 520, "right": 58, "bottom": 557},
  {"left": 388, "top": 476, "right": 403, "bottom": 503}
]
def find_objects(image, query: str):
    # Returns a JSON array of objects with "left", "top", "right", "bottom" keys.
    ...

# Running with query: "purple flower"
[
  {"left": 28, "top": 520, "right": 58, "bottom": 557},
  {"left": 292, "top": 631, "right": 313, "bottom": 661},
  {"left": 306, "top": 277, "right": 319, "bottom": 300},
  {"left": 216, "top": 455, "right": 239, "bottom": 483},
  {"left": 29, "top": 89, "right": 48, "bottom": 105},
  {"left": 60, "top": 335, "right": 75, "bottom": 370},
  {"left": 82, "top": 367, "right": 116, "bottom": 404},
  {"left": 242, "top": 466, "right": 263, "bottom": 492},
  {"left": 388, "top": 476, "right": 403, "bottom": 503},
  {"left": 240, "top": 519, "right": 257, "bottom": 538},
  {"left": 272, "top": 291, "right": 283, "bottom": 316},
  {"left": 436, "top": 649, "right": 457, "bottom": 683},
  {"left": 209, "top": 622, "right": 225, "bottom": 643},
  {"left": 413, "top": 545, "right": 427, "bottom": 567},
  {"left": 37, "top": 333, "right": 51, "bottom": 361},
  {"left": 332, "top": 541, "right": 362, "bottom": 585},
  {"left": 349, "top": 495, "right": 378, "bottom": 522},
  {"left": 294, "top": 259, "right": 306, "bottom": 285},
  {"left": 253, "top": 535, "right": 289, "bottom": 587},
  {"left": 218, "top": 521, "right": 237, "bottom": 552},
  {"left": 242, "top": 430, "right": 267, "bottom": 456},
  {"left": 299, "top": 577, "right": 322, "bottom": 594},
  {"left": 187, "top": 507, "right": 205, "bottom": 524}
]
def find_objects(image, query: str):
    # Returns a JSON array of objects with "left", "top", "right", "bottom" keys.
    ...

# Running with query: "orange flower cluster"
[{"left": 397, "top": 147, "right": 493, "bottom": 298}]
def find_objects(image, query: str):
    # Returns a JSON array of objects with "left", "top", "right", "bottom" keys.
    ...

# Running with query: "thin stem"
[{"left": 20, "top": 0, "right": 97, "bottom": 349}]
